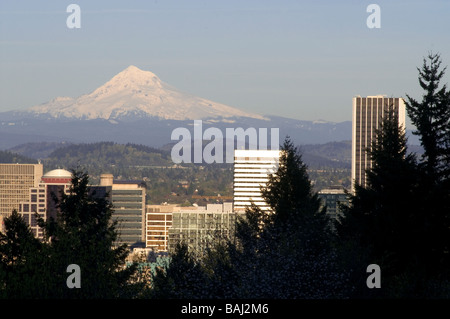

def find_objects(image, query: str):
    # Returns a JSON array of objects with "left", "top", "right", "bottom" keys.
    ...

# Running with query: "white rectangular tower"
[{"left": 233, "top": 149, "right": 281, "bottom": 212}]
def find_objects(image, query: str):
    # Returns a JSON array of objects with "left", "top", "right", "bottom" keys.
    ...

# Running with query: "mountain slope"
[{"left": 26, "top": 65, "right": 265, "bottom": 121}]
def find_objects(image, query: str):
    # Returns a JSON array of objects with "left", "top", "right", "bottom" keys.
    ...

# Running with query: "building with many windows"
[
  {"left": 0, "top": 163, "right": 43, "bottom": 232},
  {"left": 18, "top": 169, "right": 72, "bottom": 238},
  {"left": 145, "top": 204, "right": 179, "bottom": 252},
  {"left": 168, "top": 203, "right": 236, "bottom": 254},
  {"left": 352, "top": 96, "right": 406, "bottom": 190},
  {"left": 318, "top": 186, "right": 349, "bottom": 225},
  {"left": 96, "top": 174, "right": 147, "bottom": 249},
  {"left": 233, "top": 150, "right": 280, "bottom": 212}
]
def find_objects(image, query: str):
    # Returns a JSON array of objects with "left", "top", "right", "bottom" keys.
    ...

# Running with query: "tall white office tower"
[{"left": 233, "top": 149, "right": 281, "bottom": 212}]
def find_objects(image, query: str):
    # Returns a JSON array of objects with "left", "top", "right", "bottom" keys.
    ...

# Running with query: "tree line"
[{"left": 0, "top": 53, "right": 449, "bottom": 299}]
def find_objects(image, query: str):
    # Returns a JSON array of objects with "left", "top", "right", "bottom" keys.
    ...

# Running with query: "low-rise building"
[
  {"left": 318, "top": 186, "right": 349, "bottom": 224},
  {"left": 168, "top": 203, "right": 237, "bottom": 254}
]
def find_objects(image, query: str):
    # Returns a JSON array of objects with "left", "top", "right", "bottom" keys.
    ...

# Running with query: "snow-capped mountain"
[
  {"left": 26, "top": 65, "right": 265, "bottom": 121},
  {"left": 0, "top": 66, "right": 360, "bottom": 150}
]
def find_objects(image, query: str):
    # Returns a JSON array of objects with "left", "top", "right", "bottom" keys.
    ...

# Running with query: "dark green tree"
[
  {"left": 404, "top": 52, "right": 450, "bottom": 284},
  {"left": 37, "top": 169, "right": 140, "bottom": 298},
  {"left": 336, "top": 108, "right": 423, "bottom": 297},
  {"left": 148, "top": 138, "right": 349, "bottom": 299},
  {"left": 405, "top": 52, "right": 450, "bottom": 181},
  {"left": 224, "top": 137, "right": 349, "bottom": 298},
  {"left": 149, "top": 242, "right": 209, "bottom": 299},
  {"left": 262, "top": 138, "right": 333, "bottom": 251},
  {"left": 0, "top": 210, "right": 46, "bottom": 298}
]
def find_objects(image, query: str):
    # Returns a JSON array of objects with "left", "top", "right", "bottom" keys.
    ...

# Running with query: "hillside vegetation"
[
  {"left": 40, "top": 142, "right": 232, "bottom": 205},
  {"left": 0, "top": 150, "right": 38, "bottom": 164},
  {"left": 6, "top": 141, "right": 358, "bottom": 204}
]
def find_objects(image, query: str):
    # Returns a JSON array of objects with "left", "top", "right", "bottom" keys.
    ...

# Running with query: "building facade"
[
  {"left": 0, "top": 163, "right": 43, "bottom": 232},
  {"left": 98, "top": 174, "right": 146, "bottom": 249},
  {"left": 145, "top": 204, "right": 180, "bottom": 252},
  {"left": 233, "top": 150, "right": 280, "bottom": 212},
  {"left": 168, "top": 203, "right": 236, "bottom": 254},
  {"left": 18, "top": 169, "right": 72, "bottom": 238},
  {"left": 352, "top": 96, "right": 406, "bottom": 190},
  {"left": 318, "top": 186, "right": 349, "bottom": 223}
]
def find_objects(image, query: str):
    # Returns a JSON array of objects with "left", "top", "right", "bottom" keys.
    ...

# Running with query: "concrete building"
[
  {"left": 146, "top": 204, "right": 211, "bottom": 252},
  {"left": 145, "top": 204, "right": 179, "bottom": 252},
  {"left": 233, "top": 150, "right": 281, "bottom": 212},
  {"left": 97, "top": 174, "right": 147, "bottom": 249},
  {"left": 318, "top": 186, "right": 349, "bottom": 223},
  {"left": 352, "top": 96, "right": 406, "bottom": 190},
  {"left": 18, "top": 169, "right": 72, "bottom": 238},
  {"left": 0, "top": 163, "right": 43, "bottom": 232},
  {"left": 168, "top": 203, "right": 236, "bottom": 254}
]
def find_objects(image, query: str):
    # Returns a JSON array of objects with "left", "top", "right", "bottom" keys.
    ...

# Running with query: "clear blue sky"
[{"left": 1, "top": 0, "right": 449, "bottom": 123}]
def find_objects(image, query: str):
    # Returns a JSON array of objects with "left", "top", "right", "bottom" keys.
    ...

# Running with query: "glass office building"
[{"left": 96, "top": 174, "right": 146, "bottom": 249}]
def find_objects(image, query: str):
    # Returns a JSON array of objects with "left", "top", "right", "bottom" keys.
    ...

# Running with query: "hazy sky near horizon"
[{"left": 1, "top": 0, "right": 449, "bottom": 123}]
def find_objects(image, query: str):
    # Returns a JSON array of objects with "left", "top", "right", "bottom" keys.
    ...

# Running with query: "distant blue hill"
[{"left": 0, "top": 111, "right": 421, "bottom": 151}]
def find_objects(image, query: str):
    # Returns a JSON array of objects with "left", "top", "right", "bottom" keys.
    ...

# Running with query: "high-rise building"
[
  {"left": 97, "top": 174, "right": 147, "bottom": 249},
  {"left": 233, "top": 150, "right": 280, "bottom": 212},
  {"left": 352, "top": 96, "right": 406, "bottom": 190},
  {"left": 19, "top": 169, "right": 72, "bottom": 238},
  {"left": 0, "top": 163, "right": 43, "bottom": 231}
]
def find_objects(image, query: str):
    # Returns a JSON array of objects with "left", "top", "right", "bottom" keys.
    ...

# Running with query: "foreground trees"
[
  {"left": 0, "top": 210, "right": 45, "bottom": 298},
  {"left": 0, "top": 170, "right": 141, "bottom": 298},
  {"left": 336, "top": 109, "right": 423, "bottom": 297},
  {"left": 151, "top": 138, "right": 350, "bottom": 298},
  {"left": 405, "top": 52, "right": 450, "bottom": 276},
  {"left": 1, "top": 54, "right": 448, "bottom": 300},
  {"left": 337, "top": 52, "right": 450, "bottom": 297},
  {"left": 226, "top": 138, "right": 349, "bottom": 298},
  {"left": 152, "top": 53, "right": 450, "bottom": 299}
]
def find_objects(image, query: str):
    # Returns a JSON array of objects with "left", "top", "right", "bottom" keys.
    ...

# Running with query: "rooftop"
[{"left": 43, "top": 169, "right": 72, "bottom": 178}]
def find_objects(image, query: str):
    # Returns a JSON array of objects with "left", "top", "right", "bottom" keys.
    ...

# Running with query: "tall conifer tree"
[
  {"left": 228, "top": 137, "right": 348, "bottom": 298},
  {"left": 0, "top": 210, "right": 45, "bottom": 298},
  {"left": 405, "top": 52, "right": 450, "bottom": 278},
  {"left": 405, "top": 52, "right": 450, "bottom": 181},
  {"left": 38, "top": 170, "right": 139, "bottom": 298}
]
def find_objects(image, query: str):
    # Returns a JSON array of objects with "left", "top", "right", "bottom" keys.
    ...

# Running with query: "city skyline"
[{"left": 1, "top": 0, "right": 450, "bottom": 126}]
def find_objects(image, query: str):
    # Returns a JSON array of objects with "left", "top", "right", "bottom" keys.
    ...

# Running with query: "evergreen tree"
[
  {"left": 149, "top": 138, "right": 350, "bottom": 299},
  {"left": 262, "top": 138, "right": 332, "bottom": 252},
  {"left": 0, "top": 210, "right": 46, "bottom": 298},
  {"left": 336, "top": 99, "right": 450, "bottom": 297},
  {"left": 405, "top": 52, "right": 450, "bottom": 279},
  {"left": 37, "top": 170, "right": 140, "bottom": 298},
  {"left": 226, "top": 137, "right": 349, "bottom": 298},
  {"left": 336, "top": 109, "right": 422, "bottom": 297},
  {"left": 405, "top": 52, "right": 450, "bottom": 181},
  {"left": 150, "top": 242, "right": 209, "bottom": 299}
]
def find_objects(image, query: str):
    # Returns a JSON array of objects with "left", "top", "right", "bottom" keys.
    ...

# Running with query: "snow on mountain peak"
[
  {"left": 111, "top": 65, "right": 160, "bottom": 85},
  {"left": 27, "top": 66, "right": 265, "bottom": 121},
  {"left": 92, "top": 65, "right": 162, "bottom": 95}
]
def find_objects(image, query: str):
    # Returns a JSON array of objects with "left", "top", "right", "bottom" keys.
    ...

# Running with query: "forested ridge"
[{"left": 4, "top": 140, "right": 356, "bottom": 204}]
